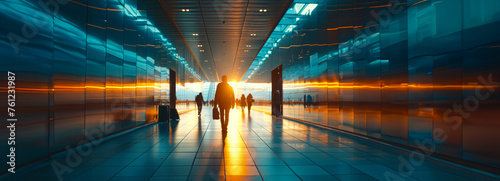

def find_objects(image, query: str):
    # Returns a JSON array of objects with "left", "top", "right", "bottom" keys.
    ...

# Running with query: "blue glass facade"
[
  {"left": 0, "top": 0, "right": 203, "bottom": 170},
  {"left": 246, "top": 0, "right": 500, "bottom": 169}
]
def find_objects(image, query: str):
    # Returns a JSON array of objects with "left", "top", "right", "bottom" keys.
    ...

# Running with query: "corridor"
[
  {"left": 2, "top": 108, "right": 497, "bottom": 181},
  {"left": 2, "top": 0, "right": 500, "bottom": 180}
]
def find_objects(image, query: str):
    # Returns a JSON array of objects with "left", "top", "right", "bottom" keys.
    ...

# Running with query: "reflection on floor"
[{"left": 2, "top": 107, "right": 498, "bottom": 181}]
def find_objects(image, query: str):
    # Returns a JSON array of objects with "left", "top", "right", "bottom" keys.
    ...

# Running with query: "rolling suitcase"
[
  {"left": 158, "top": 105, "right": 169, "bottom": 123},
  {"left": 213, "top": 107, "right": 220, "bottom": 120}
]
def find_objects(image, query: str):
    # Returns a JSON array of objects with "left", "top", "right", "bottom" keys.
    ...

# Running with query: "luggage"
[
  {"left": 213, "top": 107, "right": 220, "bottom": 119},
  {"left": 158, "top": 105, "right": 170, "bottom": 123},
  {"left": 170, "top": 108, "right": 180, "bottom": 120}
]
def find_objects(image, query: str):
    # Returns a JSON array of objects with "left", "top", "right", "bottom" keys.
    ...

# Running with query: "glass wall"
[
  {"left": 247, "top": 0, "right": 500, "bottom": 170},
  {"left": 0, "top": 0, "right": 202, "bottom": 170}
]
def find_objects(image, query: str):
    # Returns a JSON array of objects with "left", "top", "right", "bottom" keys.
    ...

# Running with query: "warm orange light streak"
[
  {"left": 327, "top": 25, "right": 363, "bottom": 31},
  {"left": 87, "top": 24, "right": 124, "bottom": 32},
  {"left": 107, "top": 27, "right": 124, "bottom": 32},
  {"left": 327, "top": 2, "right": 407, "bottom": 12},
  {"left": 70, "top": 0, "right": 123, "bottom": 11},
  {"left": 408, "top": 0, "right": 429, "bottom": 9},
  {"left": 279, "top": 42, "right": 343, "bottom": 49},
  {"left": 283, "top": 82, "right": 499, "bottom": 90},
  {"left": 87, "top": 23, "right": 106, "bottom": 30}
]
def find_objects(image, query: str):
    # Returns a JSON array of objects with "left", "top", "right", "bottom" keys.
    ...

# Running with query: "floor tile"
[
  {"left": 189, "top": 166, "right": 225, "bottom": 176},
  {"left": 257, "top": 166, "right": 296, "bottom": 176},
  {"left": 290, "top": 165, "right": 330, "bottom": 176},
  {"left": 299, "top": 175, "right": 341, "bottom": 181},
  {"left": 321, "top": 165, "right": 362, "bottom": 175},
  {"left": 226, "top": 166, "right": 260, "bottom": 176},
  {"left": 149, "top": 175, "right": 188, "bottom": 181},
  {"left": 194, "top": 158, "right": 225, "bottom": 165},
  {"left": 115, "top": 166, "right": 158, "bottom": 177},
  {"left": 261, "top": 175, "right": 302, "bottom": 181},
  {"left": 81, "top": 166, "right": 125, "bottom": 176},
  {"left": 152, "top": 166, "right": 191, "bottom": 176},
  {"left": 109, "top": 176, "right": 150, "bottom": 181},
  {"left": 334, "top": 174, "right": 377, "bottom": 181}
]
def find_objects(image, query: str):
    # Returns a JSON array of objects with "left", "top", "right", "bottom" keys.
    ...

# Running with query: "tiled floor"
[{"left": 2, "top": 107, "right": 499, "bottom": 181}]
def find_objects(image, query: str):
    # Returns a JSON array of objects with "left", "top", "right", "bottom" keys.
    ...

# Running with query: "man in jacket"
[
  {"left": 195, "top": 93, "right": 204, "bottom": 115},
  {"left": 214, "top": 75, "right": 235, "bottom": 130}
]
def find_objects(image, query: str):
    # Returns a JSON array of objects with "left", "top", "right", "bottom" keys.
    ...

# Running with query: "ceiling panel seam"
[
  {"left": 230, "top": 0, "right": 250, "bottom": 81},
  {"left": 238, "top": 0, "right": 295, "bottom": 82},
  {"left": 158, "top": 0, "right": 209, "bottom": 82},
  {"left": 198, "top": 0, "right": 220, "bottom": 82}
]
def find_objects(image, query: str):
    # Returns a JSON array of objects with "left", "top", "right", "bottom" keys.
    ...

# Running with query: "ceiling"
[{"left": 159, "top": 0, "right": 293, "bottom": 82}]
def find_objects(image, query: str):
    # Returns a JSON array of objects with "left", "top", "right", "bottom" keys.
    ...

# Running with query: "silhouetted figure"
[
  {"left": 214, "top": 75, "right": 235, "bottom": 130},
  {"left": 196, "top": 93, "right": 204, "bottom": 115},
  {"left": 240, "top": 94, "right": 246, "bottom": 111},
  {"left": 247, "top": 93, "right": 253, "bottom": 113},
  {"left": 304, "top": 94, "right": 307, "bottom": 108}
]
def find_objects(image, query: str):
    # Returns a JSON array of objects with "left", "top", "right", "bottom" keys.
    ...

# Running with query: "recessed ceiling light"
[
  {"left": 250, "top": 34, "right": 256, "bottom": 36},
  {"left": 244, "top": 50, "right": 249, "bottom": 52},
  {"left": 200, "top": 50, "right": 204, "bottom": 52},
  {"left": 246, "top": 45, "right": 251, "bottom": 48},
  {"left": 259, "top": 9, "right": 267, "bottom": 12},
  {"left": 240, "top": 60, "right": 244, "bottom": 62},
  {"left": 204, "top": 60, "right": 208, "bottom": 62},
  {"left": 182, "top": 9, "right": 189, "bottom": 12},
  {"left": 197, "top": 44, "right": 203, "bottom": 47},
  {"left": 192, "top": 33, "right": 198, "bottom": 36}
]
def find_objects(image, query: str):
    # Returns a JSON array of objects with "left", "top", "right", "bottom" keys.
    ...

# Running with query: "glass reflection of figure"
[
  {"left": 307, "top": 94, "right": 312, "bottom": 108},
  {"left": 304, "top": 94, "right": 307, "bottom": 108},
  {"left": 271, "top": 117, "right": 283, "bottom": 144},
  {"left": 273, "top": 90, "right": 281, "bottom": 116}
]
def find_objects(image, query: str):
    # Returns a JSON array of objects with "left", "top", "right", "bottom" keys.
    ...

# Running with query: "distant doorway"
[
  {"left": 272, "top": 65, "right": 283, "bottom": 117},
  {"left": 169, "top": 68, "right": 176, "bottom": 109}
]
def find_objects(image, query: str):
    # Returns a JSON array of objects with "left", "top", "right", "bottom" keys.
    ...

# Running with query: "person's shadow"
[
  {"left": 222, "top": 128, "right": 227, "bottom": 148},
  {"left": 170, "top": 120, "right": 179, "bottom": 132},
  {"left": 197, "top": 116, "right": 202, "bottom": 140}
]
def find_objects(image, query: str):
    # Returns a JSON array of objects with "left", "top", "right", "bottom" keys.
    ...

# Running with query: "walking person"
[
  {"left": 214, "top": 75, "right": 235, "bottom": 131},
  {"left": 247, "top": 93, "right": 254, "bottom": 113},
  {"left": 240, "top": 94, "right": 246, "bottom": 111},
  {"left": 195, "top": 93, "right": 204, "bottom": 115}
]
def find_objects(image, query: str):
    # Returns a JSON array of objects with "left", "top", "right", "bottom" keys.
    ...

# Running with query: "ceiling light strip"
[{"left": 242, "top": 0, "right": 318, "bottom": 81}]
